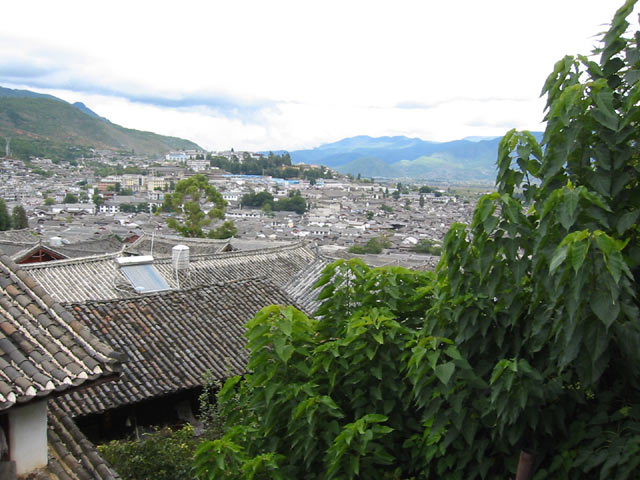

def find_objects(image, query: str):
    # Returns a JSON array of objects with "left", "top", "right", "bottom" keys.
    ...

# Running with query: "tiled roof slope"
[
  {"left": 59, "top": 278, "right": 295, "bottom": 417},
  {"left": 0, "top": 233, "right": 124, "bottom": 263},
  {"left": 283, "top": 256, "right": 332, "bottom": 314},
  {"left": 160, "top": 242, "right": 319, "bottom": 289},
  {"left": 0, "top": 255, "right": 123, "bottom": 411},
  {"left": 0, "top": 229, "right": 40, "bottom": 244},
  {"left": 42, "top": 401, "right": 121, "bottom": 480},
  {"left": 22, "top": 242, "right": 318, "bottom": 303},
  {"left": 21, "top": 253, "right": 124, "bottom": 303},
  {"left": 0, "top": 239, "right": 41, "bottom": 259},
  {"left": 125, "top": 233, "right": 229, "bottom": 257},
  {"left": 55, "top": 237, "right": 125, "bottom": 259}
]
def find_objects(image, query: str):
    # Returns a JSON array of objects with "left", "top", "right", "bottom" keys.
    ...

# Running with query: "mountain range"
[
  {"left": 0, "top": 86, "right": 201, "bottom": 158},
  {"left": 2, "top": 86, "right": 541, "bottom": 180},
  {"left": 288, "top": 133, "right": 543, "bottom": 182}
]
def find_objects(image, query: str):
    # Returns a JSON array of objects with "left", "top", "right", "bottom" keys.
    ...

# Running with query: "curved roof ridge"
[
  {"left": 21, "top": 252, "right": 121, "bottom": 269},
  {"left": 150, "top": 240, "right": 313, "bottom": 263}
]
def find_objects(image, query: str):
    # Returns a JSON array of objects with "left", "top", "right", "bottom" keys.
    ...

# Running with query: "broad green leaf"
[
  {"left": 592, "top": 88, "right": 619, "bottom": 131},
  {"left": 568, "top": 238, "right": 590, "bottom": 274},
  {"left": 558, "top": 188, "right": 579, "bottom": 229},
  {"left": 490, "top": 359, "right": 510, "bottom": 385},
  {"left": 616, "top": 209, "right": 640, "bottom": 235},
  {"left": 549, "top": 245, "right": 568, "bottom": 274},
  {"left": 435, "top": 361, "right": 456, "bottom": 385},
  {"left": 590, "top": 289, "right": 619, "bottom": 327}
]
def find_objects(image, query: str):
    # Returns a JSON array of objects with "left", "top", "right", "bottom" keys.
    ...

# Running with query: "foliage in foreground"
[
  {"left": 195, "top": 3, "right": 640, "bottom": 478},
  {"left": 99, "top": 424, "right": 199, "bottom": 480},
  {"left": 99, "top": 377, "right": 224, "bottom": 480}
]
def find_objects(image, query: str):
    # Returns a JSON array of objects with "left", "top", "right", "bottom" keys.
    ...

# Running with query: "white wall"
[{"left": 9, "top": 401, "right": 48, "bottom": 475}]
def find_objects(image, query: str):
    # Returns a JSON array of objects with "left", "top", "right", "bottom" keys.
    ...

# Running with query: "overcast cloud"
[{"left": 1, "top": 1, "right": 635, "bottom": 151}]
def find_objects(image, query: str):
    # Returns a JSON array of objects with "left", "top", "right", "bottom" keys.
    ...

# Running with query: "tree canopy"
[
  {"left": 62, "top": 192, "right": 78, "bottom": 203},
  {"left": 11, "top": 206, "right": 28, "bottom": 229},
  {"left": 162, "top": 174, "right": 229, "bottom": 238},
  {"left": 195, "top": 3, "right": 640, "bottom": 479},
  {"left": 0, "top": 199, "right": 10, "bottom": 231}
]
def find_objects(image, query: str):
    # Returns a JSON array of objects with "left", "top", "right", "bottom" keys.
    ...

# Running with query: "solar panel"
[{"left": 121, "top": 264, "right": 171, "bottom": 293}]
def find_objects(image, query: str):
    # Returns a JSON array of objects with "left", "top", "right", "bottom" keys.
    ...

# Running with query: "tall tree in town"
[
  {"left": 195, "top": 2, "right": 640, "bottom": 478},
  {"left": 162, "top": 174, "right": 230, "bottom": 238},
  {"left": 0, "top": 199, "right": 11, "bottom": 231},
  {"left": 11, "top": 206, "right": 28, "bottom": 229}
]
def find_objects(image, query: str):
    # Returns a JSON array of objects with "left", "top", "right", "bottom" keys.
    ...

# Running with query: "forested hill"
[
  {"left": 0, "top": 86, "right": 201, "bottom": 159},
  {"left": 288, "top": 134, "right": 543, "bottom": 181}
]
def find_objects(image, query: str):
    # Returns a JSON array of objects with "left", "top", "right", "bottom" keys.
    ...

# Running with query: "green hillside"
[{"left": 0, "top": 96, "right": 201, "bottom": 159}]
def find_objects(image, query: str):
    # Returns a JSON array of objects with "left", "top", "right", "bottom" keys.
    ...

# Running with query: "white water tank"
[
  {"left": 49, "top": 237, "right": 63, "bottom": 247},
  {"left": 172, "top": 245, "right": 190, "bottom": 270}
]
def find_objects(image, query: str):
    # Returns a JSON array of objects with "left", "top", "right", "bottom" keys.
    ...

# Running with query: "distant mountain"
[
  {"left": 288, "top": 133, "right": 543, "bottom": 181},
  {"left": 462, "top": 135, "right": 501, "bottom": 142},
  {"left": 0, "top": 86, "right": 201, "bottom": 158},
  {"left": 0, "top": 86, "right": 61, "bottom": 101},
  {"left": 72, "top": 101, "right": 110, "bottom": 122}
]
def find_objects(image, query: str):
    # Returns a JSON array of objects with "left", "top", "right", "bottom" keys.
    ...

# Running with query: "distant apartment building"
[
  {"left": 184, "top": 149, "right": 205, "bottom": 159},
  {"left": 121, "top": 174, "right": 145, "bottom": 191},
  {"left": 166, "top": 151, "right": 188, "bottom": 162},
  {"left": 165, "top": 150, "right": 205, "bottom": 162},
  {"left": 146, "top": 176, "right": 170, "bottom": 191},
  {"left": 187, "top": 158, "right": 209, "bottom": 172},
  {"left": 98, "top": 202, "right": 120, "bottom": 214}
]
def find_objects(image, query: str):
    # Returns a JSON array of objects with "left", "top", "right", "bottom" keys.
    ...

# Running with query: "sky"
[{"left": 1, "top": 1, "right": 636, "bottom": 151}]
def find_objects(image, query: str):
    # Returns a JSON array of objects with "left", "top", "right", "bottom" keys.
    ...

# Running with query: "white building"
[{"left": 165, "top": 151, "right": 188, "bottom": 162}]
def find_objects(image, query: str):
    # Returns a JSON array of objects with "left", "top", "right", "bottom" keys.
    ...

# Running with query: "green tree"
[
  {"left": 62, "top": 193, "right": 78, "bottom": 203},
  {"left": 44, "top": 197, "right": 55, "bottom": 206},
  {"left": 0, "top": 199, "right": 11, "bottom": 231},
  {"left": 412, "top": 238, "right": 441, "bottom": 255},
  {"left": 347, "top": 236, "right": 391, "bottom": 255},
  {"left": 92, "top": 193, "right": 104, "bottom": 214},
  {"left": 100, "top": 425, "right": 200, "bottom": 480},
  {"left": 195, "top": 262, "right": 435, "bottom": 479},
  {"left": 241, "top": 191, "right": 274, "bottom": 208},
  {"left": 419, "top": 194, "right": 425, "bottom": 207},
  {"left": 272, "top": 190, "right": 307, "bottom": 214},
  {"left": 195, "top": 3, "right": 640, "bottom": 478},
  {"left": 208, "top": 220, "right": 238, "bottom": 239},
  {"left": 119, "top": 204, "right": 137, "bottom": 213},
  {"left": 11, "top": 206, "right": 28, "bottom": 229},
  {"left": 163, "top": 174, "right": 227, "bottom": 238}
]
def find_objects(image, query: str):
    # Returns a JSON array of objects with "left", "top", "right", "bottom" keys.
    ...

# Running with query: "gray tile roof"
[
  {"left": 58, "top": 278, "right": 295, "bottom": 417},
  {"left": 162, "top": 242, "right": 319, "bottom": 290},
  {"left": 0, "top": 234, "right": 125, "bottom": 264},
  {"left": 45, "top": 400, "right": 121, "bottom": 480},
  {"left": 125, "top": 233, "right": 229, "bottom": 258},
  {"left": 55, "top": 237, "right": 125, "bottom": 259},
  {"left": 0, "top": 255, "right": 123, "bottom": 411},
  {"left": 22, "top": 242, "right": 319, "bottom": 304},
  {"left": 283, "top": 256, "right": 332, "bottom": 314}
]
